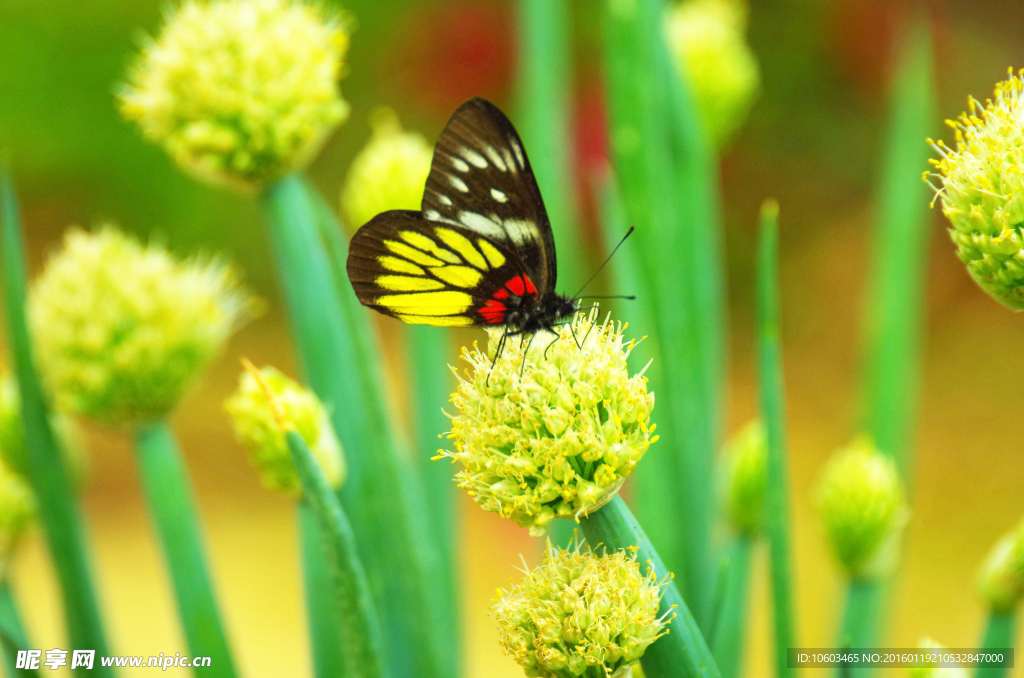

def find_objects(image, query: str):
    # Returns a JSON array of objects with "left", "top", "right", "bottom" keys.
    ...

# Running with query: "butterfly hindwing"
[
  {"left": 346, "top": 210, "right": 535, "bottom": 327},
  {"left": 421, "top": 97, "right": 557, "bottom": 295}
]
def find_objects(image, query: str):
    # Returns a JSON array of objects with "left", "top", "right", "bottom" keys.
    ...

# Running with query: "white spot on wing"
[
  {"left": 437, "top": 194, "right": 453, "bottom": 206},
  {"left": 449, "top": 175, "right": 469, "bottom": 192},
  {"left": 424, "top": 209, "right": 443, "bottom": 222},
  {"left": 510, "top": 140, "right": 525, "bottom": 168},
  {"left": 484, "top": 146, "right": 507, "bottom": 172},
  {"left": 449, "top": 156, "right": 470, "bottom": 172},
  {"left": 491, "top": 188, "right": 508, "bottom": 203},
  {"left": 459, "top": 211, "right": 505, "bottom": 239},
  {"left": 502, "top": 148, "right": 517, "bottom": 173},
  {"left": 460, "top": 147, "right": 488, "bottom": 168},
  {"left": 503, "top": 218, "right": 537, "bottom": 246}
]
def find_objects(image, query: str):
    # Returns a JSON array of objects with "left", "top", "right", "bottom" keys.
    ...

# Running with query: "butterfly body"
[{"left": 346, "top": 97, "right": 579, "bottom": 336}]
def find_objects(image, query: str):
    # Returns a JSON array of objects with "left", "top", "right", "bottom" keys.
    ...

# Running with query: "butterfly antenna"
[
  {"left": 578, "top": 295, "right": 636, "bottom": 300},
  {"left": 571, "top": 226, "right": 635, "bottom": 300}
]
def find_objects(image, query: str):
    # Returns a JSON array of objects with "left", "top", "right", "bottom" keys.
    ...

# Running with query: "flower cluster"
[
  {"left": 817, "top": 438, "right": 907, "bottom": 580},
  {"left": 30, "top": 226, "right": 255, "bottom": 425},
  {"left": 119, "top": 0, "right": 351, "bottom": 190},
  {"left": 976, "top": 517, "right": 1024, "bottom": 613},
  {"left": 665, "top": 0, "right": 760, "bottom": 148},
  {"left": 341, "top": 108, "right": 433, "bottom": 229},
  {"left": 928, "top": 68, "right": 1024, "bottom": 310},
  {"left": 723, "top": 419, "right": 767, "bottom": 536},
  {"left": 224, "top": 364, "right": 345, "bottom": 495},
  {"left": 442, "top": 311, "right": 657, "bottom": 535},
  {"left": 491, "top": 543, "right": 670, "bottom": 677}
]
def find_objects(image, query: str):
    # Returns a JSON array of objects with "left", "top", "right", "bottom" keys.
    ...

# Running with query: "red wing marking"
[
  {"left": 505, "top": 275, "right": 536, "bottom": 297},
  {"left": 480, "top": 299, "right": 506, "bottom": 324},
  {"left": 481, "top": 275, "right": 535, "bottom": 324}
]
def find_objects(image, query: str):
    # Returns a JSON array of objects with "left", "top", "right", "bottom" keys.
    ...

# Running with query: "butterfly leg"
[
  {"left": 486, "top": 328, "right": 512, "bottom": 386},
  {"left": 543, "top": 332, "right": 561, "bottom": 360},
  {"left": 519, "top": 331, "right": 538, "bottom": 379}
]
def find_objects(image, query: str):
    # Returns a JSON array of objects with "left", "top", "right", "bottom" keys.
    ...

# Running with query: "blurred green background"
[{"left": 2, "top": 0, "right": 1024, "bottom": 675}]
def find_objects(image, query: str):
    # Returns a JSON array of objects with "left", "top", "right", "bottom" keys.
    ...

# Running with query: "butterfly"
[{"left": 346, "top": 97, "right": 582, "bottom": 347}]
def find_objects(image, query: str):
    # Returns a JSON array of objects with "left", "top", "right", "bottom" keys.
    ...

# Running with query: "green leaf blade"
[
  {"left": 756, "top": 200, "right": 797, "bottom": 678},
  {"left": 0, "top": 162, "right": 113, "bottom": 678}
]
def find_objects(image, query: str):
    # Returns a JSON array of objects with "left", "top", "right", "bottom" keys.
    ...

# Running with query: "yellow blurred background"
[{"left": 3, "top": 0, "right": 1024, "bottom": 676}]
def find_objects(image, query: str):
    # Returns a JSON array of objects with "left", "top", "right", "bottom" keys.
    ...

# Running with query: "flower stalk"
[
  {"left": 977, "top": 613, "right": 1015, "bottom": 678},
  {"left": 710, "top": 536, "right": 753, "bottom": 678},
  {"left": 261, "top": 174, "right": 451, "bottom": 678},
  {"left": 0, "top": 164, "right": 113, "bottom": 678},
  {"left": 298, "top": 501, "right": 346, "bottom": 678},
  {"left": 286, "top": 429, "right": 387, "bottom": 678},
  {"left": 864, "top": 16, "right": 935, "bottom": 484},
  {"left": 601, "top": 0, "right": 725, "bottom": 629},
  {"left": 133, "top": 421, "right": 236, "bottom": 677},
  {"left": 756, "top": 200, "right": 797, "bottom": 678}
]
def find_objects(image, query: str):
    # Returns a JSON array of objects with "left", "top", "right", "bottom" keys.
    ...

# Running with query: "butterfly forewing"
[
  {"left": 421, "top": 98, "right": 557, "bottom": 295},
  {"left": 346, "top": 210, "right": 533, "bottom": 327}
]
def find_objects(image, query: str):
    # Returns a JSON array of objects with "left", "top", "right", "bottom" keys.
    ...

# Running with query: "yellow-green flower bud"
[
  {"left": 665, "top": 0, "right": 760, "bottom": 148},
  {"left": 119, "top": 0, "right": 351, "bottom": 191},
  {"left": 976, "top": 518, "right": 1024, "bottom": 613},
  {"left": 491, "top": 543, "right": 670, "bottom": 677},
  {"left": 928, "top": 69, "right": 1024, "bottom": 310},
  {"left": 723, "top": 419, "right": 767, "bottom": 536},
  {"left": 341, "top": 108, "right": 433, "bottom": 230},
  {"left": 442, "top": 311, "right": 657, "bottom": 535},
  {"left": 0, "top": 460, "right": 37, "bottom": 576},
  {"left": 224, "top": 365, "right": 345, "bottom": 495},
  {"left": 816, "top": 438, "right": 908, "bottom": 580},
  {"left": 0, "top": 374, "right": 87, "bottom": 487},
  {"left": 910, "top": 640, "right": 969, "bottom": 678},
  {"left": 30, "top": 226, "right": 255, "bottom": 425}
]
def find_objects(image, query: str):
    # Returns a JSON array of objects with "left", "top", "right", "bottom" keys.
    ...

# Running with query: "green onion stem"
[
  {"left": 298, "top": 501, "right": 346, "bottom": 678},
  {"left": 710, "top": 537, "right": 753, "bottom": 678},
  {"left": 976, "top": 612, "right": 1016, "bottom": 678},
  {"left": 600, "top": 0, "right": 724, "bottom": 628},
  {"left": 862, "top": 17, "right": 936, "bottom": 483},
  {"left": 756, "top": 201, "right": 797, "bottom": 678},
  {"left": 516, "top": 0, "right": 584, "bottom": 292},
  {"left": 133, "top": 421, "right": 235, "bottom": 678},
  {"left": 0, "top": 163, "right": 113, "bottom": 678},
  {"left": 287, "top": 430, "right": 388, "bottom": 678},
  {"left": 262, "top": 174, "right": 451, "bottom": 678}
]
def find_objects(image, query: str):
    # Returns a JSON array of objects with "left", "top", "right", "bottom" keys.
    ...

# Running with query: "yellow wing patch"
[
  {"left": 375, "top": 290, "right": 472, "bottom": 314},
  {"left": 436, "top": 228, "right": 488, "bottom": 270},
  {"left": 400, "top": 230, "right": 461, "bottom": 264},
  {"left": 379, "top": 256, "right": 424, "bottom": 275},
  {"left": 430, "top": 265, "right": 483, "bottom": 288},
  {"left": 477, "top": 239, "right": 505, "bottom": 268},
  {"left": 395, "top": 314, "right": 474, "bottom": 327},
  {"left": 384, "top": 240, "right": 444, "bottom": 267},
  {"left": 375, "top": 275, "right": 445, "bottom": 292}
]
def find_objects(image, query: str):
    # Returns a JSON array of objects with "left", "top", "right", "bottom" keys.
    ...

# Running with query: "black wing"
[
  {"left": 346, "top": 210, "right": 533, "bottom": 327},
  {"left": 421, "top": 98, "right": 557, "bottom": 295}
]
